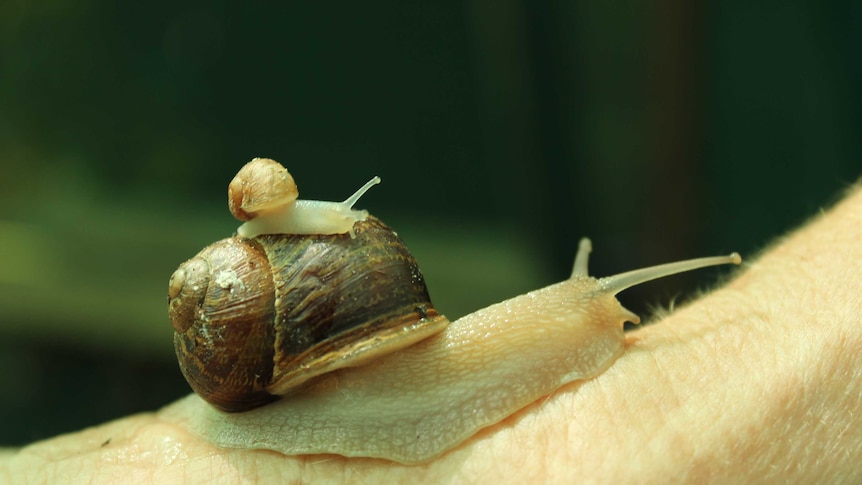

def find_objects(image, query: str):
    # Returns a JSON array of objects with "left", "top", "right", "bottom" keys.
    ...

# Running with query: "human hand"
[{"left": 3, "top": 184, "right": 861, "bottom": 484}]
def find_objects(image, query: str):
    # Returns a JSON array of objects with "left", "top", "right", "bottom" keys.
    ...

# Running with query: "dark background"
[{"left": 0, "top": 1, "right": 859, "bottom": 446}]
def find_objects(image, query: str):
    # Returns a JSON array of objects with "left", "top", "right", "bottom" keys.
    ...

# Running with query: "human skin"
[{"left": 2, "top": 184, "right": 861, "bottom": 484}]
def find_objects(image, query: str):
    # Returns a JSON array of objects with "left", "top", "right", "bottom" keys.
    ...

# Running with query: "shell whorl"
[{"left": 172, "top": 237, "right": 278, "bottom": 412}]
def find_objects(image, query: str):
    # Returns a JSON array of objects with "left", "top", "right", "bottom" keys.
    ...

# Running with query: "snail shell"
[
  {"left": 169, "top": 216, "right": 448, "bottom": 412},
  {"left": 228, "top": 157, "right": 298, "bottom": 221}
]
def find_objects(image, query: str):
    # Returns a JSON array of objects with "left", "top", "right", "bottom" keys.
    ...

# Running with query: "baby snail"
[{"left": 165, "top": 158, "right": 741, "bottom": 464}]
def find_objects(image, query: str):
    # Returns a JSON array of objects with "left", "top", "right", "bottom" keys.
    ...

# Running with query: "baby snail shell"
[
  {"left": 227, "top": 157, "right": 298, "bottom": 221},
  {"left": 165, "top": 158, "right": 742, "bottom": 464}
]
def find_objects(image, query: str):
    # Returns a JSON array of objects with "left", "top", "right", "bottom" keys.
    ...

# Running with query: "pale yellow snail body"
[
  {"left": 228, "top": 157, "right": 381, "bottom": 238},
  {"left": 165, "top": 158, "right": 741, "bottom": 464}
]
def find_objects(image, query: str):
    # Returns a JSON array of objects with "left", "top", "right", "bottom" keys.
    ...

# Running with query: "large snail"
[{"left": 165, "top": 158, "right": 741, "bottom": 464}]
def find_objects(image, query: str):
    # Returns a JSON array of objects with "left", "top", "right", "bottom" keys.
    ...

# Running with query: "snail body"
[{"left": 166, "top": 158, "right": 741, "bottom": 463}]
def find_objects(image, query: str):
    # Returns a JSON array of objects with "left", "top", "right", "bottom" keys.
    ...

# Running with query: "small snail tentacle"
[{"left": 342, "top": 176, "right": 381, "bottom": 208}]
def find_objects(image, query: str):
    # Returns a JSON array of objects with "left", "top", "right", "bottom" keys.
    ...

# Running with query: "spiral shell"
[
  {"left": 228, "top": 158, "right": 299, "bottom": 221},
  {"left": 169, "top": 216, "right": 449, "bottom": 412}
]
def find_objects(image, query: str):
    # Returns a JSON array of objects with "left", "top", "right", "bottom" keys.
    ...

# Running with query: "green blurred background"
[{"left": 0, "top": 1, "right": 859, "bottom": 446}]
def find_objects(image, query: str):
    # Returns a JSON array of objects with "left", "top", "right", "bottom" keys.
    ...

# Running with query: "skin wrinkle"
[
  {"left": 728, "top": 357, "right": 796, "bottom": 478},
  {"left": 818, "top": 331, "right": 862, "bottom": 454},
  {"left": 566, "top": 379, "right": 616, "bottom": 468},
  {"left": 657, "top": 355, "right": 749, "bottom": 478},
  {"left": 659, "top": 356, "right": 719, "bottom": 476},
  {"left": 534, "top": 387, "right": 594, "bottom": 483},
  {"left": 580, "top": 378, "right": 619, "bottom": 471},
  {"left": 636, "top": 348, "right": 691, "bottom": 467},
  {"left": 758, "top": 331, "right": 820, "bottom": 474},
  {"left": 789, "top": 351, "right": 859, "bottom": 482}
]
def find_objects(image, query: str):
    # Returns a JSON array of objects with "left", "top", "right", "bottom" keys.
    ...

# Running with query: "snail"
[
  {"left": 227, "top": 157, "right": 381, "bottom": 238},
  {"left": 165, "top": 158, "right": 741, "bottom": 464}
]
